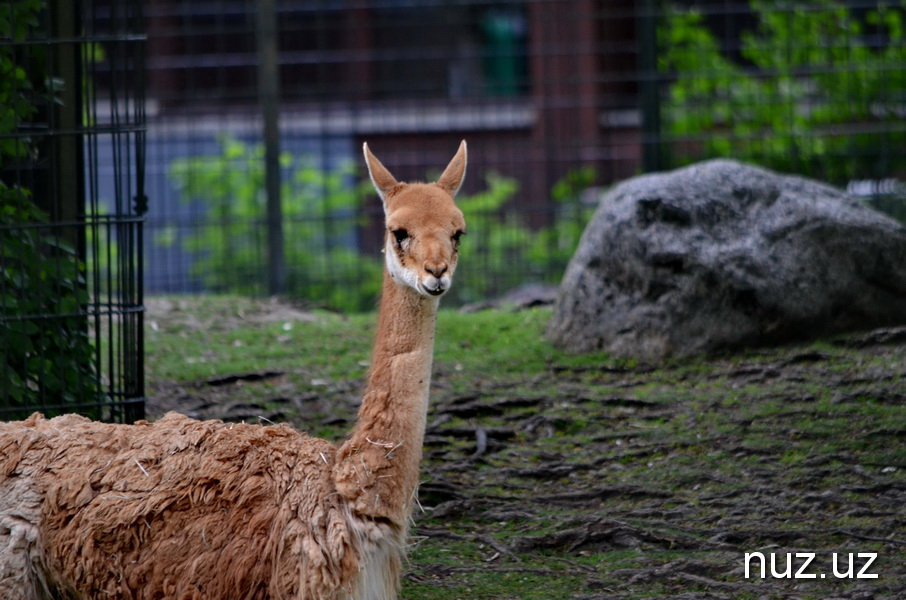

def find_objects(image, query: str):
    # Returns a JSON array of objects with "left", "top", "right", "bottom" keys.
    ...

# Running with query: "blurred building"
[{"left": 143, "top": 1, "right": 644, "bottom": 213}]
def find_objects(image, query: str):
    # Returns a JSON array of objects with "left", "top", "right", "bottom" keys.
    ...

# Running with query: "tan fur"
[{"left": 0, "top": 141, "right": 467, "bottom": 600}]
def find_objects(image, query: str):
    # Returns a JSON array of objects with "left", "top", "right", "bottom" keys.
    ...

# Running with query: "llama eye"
[
  {"left": 452, "top": 230, "right": 465, "bottom": 245},
  {"left": 392, "top": 229, "right": 409, "bottom": 245}
]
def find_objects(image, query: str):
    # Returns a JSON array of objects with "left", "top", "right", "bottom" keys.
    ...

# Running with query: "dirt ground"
[{"left": 146, "top": 299, "right": 905, "bottom": 600}]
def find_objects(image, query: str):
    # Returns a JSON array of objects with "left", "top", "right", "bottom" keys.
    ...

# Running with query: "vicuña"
[{"left": 0, "top": 141, "right": 469, "bottom": 600}]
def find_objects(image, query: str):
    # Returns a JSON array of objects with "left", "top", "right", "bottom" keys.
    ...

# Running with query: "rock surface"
[{"left": 547, "top": 160, "right": 906, "bottom": 358}]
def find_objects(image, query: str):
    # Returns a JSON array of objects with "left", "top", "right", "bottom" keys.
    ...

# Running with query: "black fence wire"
[
  {"left": 141, "top": 0, "right": 906, "bottom": 311},
  {"left": 0, "top": 0, "right": 146, "bottom": 422}
]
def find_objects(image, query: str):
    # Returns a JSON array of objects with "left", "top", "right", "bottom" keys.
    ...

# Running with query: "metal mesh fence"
[
  {"left": 0, "top": 0, "right": 146, "bottom": 422},
  {"left": 142, "top": 0, "right": 905, "bottom": 311}
]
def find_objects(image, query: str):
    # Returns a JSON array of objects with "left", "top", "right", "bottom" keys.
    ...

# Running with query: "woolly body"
[{"left": 0, "top": 412, "right": 397, "bottom": 599}]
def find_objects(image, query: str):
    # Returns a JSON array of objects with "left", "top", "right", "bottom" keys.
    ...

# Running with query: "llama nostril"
[{"left": 425, "top": 262, "right": 447, "bottom": 278}]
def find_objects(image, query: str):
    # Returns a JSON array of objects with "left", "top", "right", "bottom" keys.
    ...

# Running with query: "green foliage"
[
  {"left": 453, "top": 167, "right": 597, "bottom": 304},
  {"left": 0, "top": 185, "right": 103, "bottom": 419},
  {"left": 166, "top": 137, "right": 382, "bottom": 312},
  {"left": 167, "top": 137, "right": 598, "bottom": 309},
  {"left": 0, "top": 0, "right": 64, "bottom": 161},
  {"left": 528, "top": 166, "right": 598, "bottom": 285},
  {"left": 0, "top": 0, "right": 43, "bottom": 162},
  {"left": 0, "top": 0, "right": 104, "bottom": 418},
  {"left": 660, "top": 0, "right": 906, "bottom": 183},
  {"left": 453, "top": 172, "right": 526, "bottom": 303}
]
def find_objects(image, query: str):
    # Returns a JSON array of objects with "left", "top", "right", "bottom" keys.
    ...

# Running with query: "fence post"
[
  {"left": 256, "top": 0, "right": 286, "bottom": 296},
  {"left": 638, "top": 0, "right": 662, "bottom": 173}
]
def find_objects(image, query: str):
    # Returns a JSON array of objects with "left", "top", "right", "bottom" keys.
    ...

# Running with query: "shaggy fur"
[
  {"left": 0, "top": 413, "right": 364, "bottom": 599},
  {"left": 0, "top": 142, "right": 467, "bottom": 600}
]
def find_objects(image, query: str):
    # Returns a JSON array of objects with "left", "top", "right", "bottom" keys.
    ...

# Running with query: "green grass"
[
  {"left": 145, "top": 298, "right": 611, "bottom": 389},
  {"left": 436, "top": 309, "right": 612, "bottom": 375},
  {"left": 147, "top": 308, "right": 371, "bottom": 383}
]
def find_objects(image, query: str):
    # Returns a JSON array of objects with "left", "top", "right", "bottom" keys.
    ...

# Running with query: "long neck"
[
  {"left": 368, "top": 270, "right": 439, "bottom": 397},
  {"left": 333, "top": 270, "right": 440, "bottom": 525}
]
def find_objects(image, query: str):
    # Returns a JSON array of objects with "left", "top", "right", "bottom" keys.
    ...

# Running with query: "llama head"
[{"left": 363, "top": 141, "right": 467, "bottom": 298}]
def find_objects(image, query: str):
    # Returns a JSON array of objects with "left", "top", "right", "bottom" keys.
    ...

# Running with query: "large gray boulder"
[{"left": 547, "top": 160, "right": 906, "bottom": 358}]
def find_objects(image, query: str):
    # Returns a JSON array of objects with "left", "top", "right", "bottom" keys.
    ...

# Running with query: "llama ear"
[
  {"left": 436, "top": 140, "right": 467, "bottom": 197},
  {"left": 363, "top": 142, "right": 399, "bottom": 202}
]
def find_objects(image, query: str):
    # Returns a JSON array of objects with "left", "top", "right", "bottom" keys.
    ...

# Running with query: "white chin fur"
[{"left": 385, "top": 239, "right": 421, "bottom": 292}]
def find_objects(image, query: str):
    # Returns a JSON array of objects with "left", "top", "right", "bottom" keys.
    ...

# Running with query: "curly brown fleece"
[{"left": 0, "top": 412, "right": 371, "bottom": 599}]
